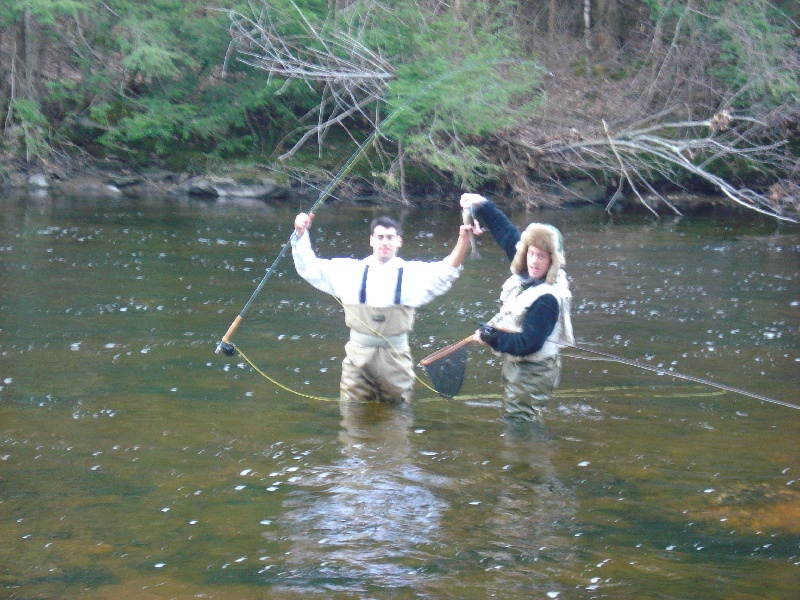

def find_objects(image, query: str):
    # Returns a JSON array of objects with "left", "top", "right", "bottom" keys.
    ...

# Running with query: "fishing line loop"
[
  {"left": 235, "top": 346, "right": 333, "bottom": 403},
  {"left": 228, "top": 342, "right": 732, "bottom": 406}
]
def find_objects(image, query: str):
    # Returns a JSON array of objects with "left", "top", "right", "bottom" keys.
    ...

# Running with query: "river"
[{"left": 1, "top": 191, "right": 798, "bottom": 599}]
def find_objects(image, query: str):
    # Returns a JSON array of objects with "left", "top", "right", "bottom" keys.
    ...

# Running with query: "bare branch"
[
  {"left": 278, "top": 96, "right": 374, "bottom": 162},
  {"left": 505, "top": 112, "right": 797, "bottom": 222},
  {"left": 217, "top": 0, "right": 395, "bottom": 158},
  {"left": 603, "top": 119, "right": 658, "bottom": 217}
]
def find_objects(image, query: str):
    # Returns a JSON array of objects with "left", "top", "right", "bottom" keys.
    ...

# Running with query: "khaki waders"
[
  {"left": 501, "top": 355, "right": 561, "bottom": 423},
  {"left": 341, "top": 304, "right": 416, "bottom": 403}
]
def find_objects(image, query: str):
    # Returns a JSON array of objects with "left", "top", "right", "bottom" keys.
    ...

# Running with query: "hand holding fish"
[
  {"left": 460, "top": 193, "right": 485, "bottom": 259},
  {"left": 460, "top": 193, "right": 487, "bottom": 210}
]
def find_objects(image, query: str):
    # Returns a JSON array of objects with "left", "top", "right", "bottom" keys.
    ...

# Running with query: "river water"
[{"left": 1, "top": 191, "right": 798, "bottom": 599}]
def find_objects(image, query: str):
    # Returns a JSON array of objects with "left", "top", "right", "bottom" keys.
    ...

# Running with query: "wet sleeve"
[
  {"left": 473, "top": 200, "right": 521, "bottom": 262},
  {"left": 487, "top": 294, "right": 559, "bottom": 356}
]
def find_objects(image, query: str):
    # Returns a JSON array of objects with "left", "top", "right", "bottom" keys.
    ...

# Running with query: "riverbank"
[
  {"left": 2, "top": 158, "right": 798, "bottom": 221},
  {"left": 0, "top": 160, "right": 301, "bottom": 202}
]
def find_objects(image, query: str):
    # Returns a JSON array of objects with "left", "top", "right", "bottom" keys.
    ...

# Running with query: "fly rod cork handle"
[{"left": 215, "top": 315, "right": 243, "bottom": 355}]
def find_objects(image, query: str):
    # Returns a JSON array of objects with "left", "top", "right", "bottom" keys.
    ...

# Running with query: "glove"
[
  {"left": 478, "top": 322, "right": 499, "bottom": 344},
  {"left": 460, "top": 193, "right": 487, "bottom": 210}
]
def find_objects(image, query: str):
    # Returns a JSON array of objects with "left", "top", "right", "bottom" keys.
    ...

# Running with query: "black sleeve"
[
  {"left": 473, "top": 200, "right": 520, "bottom": 262},
  {"left": 486, "top": 294, "right": 559, "bottom": 356}
]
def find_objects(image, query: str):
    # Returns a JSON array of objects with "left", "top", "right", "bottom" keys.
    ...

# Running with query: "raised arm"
[
  {"left": 290, "top": 212, "right": 339, "bottom": 297},
  {"left": 294, "top": 212, "right": 314, "bottom": 238},
  {"left": 460, "top": 193, "right": 520, "bottom": 262},
  {"left": 443, "top": 224, "right": 477, "bottom": 268}
]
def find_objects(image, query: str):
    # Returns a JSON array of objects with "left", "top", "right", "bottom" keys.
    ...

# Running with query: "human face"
[
  {"left": 527, "top": 245, "right": 551, "bottom": 280},
  {"left": 370, "top": 225, "right": 402, "bottom": 264}
]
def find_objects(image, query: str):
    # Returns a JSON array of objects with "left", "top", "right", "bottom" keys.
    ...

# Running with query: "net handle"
[{"left": 419, "top": 335, "right": 474, "bottom": 367}]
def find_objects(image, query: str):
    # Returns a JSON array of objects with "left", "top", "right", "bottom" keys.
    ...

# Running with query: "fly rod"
[{"left": 215, "top": 124, "right": 380, "bottom": 355}]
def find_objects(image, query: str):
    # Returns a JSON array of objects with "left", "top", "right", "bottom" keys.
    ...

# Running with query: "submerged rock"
[
  {"left": 174, "top": 176, "right": 282, "bottom": 199},
  {"left": 27, "top": 173, "right": 49, "bottom": 189}
]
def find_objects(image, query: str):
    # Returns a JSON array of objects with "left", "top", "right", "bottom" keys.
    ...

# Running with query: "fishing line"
[
  {"left": 235, "top": 346, "right": 333, "bottom": 402},
  {"left": 225, "top": 347, "right": 726, "bottom": 404},
  {"left": 560, "top": 342, "right": 799, "bottom": 411},
  {"left": 417, "top": 335, "right": 796, "bottom": 409}
]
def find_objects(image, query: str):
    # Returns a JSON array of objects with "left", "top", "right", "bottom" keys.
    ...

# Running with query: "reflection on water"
[
  {"left": 280, "top": 401, "right": 449, "bottom": 594},
  {"left": 491, "top": 423, "right": 576, "bottom": 555},
  {"left": 279, "top": 402, "right": 579, "bottom": 598},
  {"left": 1, "top": 192, "right": 798, "bottom": 599}
]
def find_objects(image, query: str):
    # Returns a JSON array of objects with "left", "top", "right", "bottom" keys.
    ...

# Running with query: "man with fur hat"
[{"left": 460, "top": 193, "right": 574, "bottom": 423}]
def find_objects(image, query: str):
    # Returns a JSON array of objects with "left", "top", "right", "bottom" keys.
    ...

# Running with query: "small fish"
[{"left": 462, "top": 206, "right": 482, "bottom": 259}]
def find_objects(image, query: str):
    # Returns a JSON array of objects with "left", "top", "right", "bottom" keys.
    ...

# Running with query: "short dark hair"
[{"left": 370, "top": 216, "right": 402, "bottom": 236}]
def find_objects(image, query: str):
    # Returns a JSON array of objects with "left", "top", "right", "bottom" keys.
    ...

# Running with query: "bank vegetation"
[{"left": 1, "top": 1, "right": 798, "bottom": 220}]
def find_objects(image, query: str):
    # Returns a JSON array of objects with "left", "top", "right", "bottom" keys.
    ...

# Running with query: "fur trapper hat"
[{"left": 510, "top": 223, "right": 565, "bottom": 284}]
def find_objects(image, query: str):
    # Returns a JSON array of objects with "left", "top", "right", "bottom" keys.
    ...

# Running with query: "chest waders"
[
  {"left": 491, "top": 278, "right": 571, "bottom": 423},
  {"left": 340, "top": 266, "right": 416, "bottom": 403}
]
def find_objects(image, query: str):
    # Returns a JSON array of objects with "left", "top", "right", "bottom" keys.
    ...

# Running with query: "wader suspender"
[{"left": 359, "top": 265, "right": 404, "bottom": 304}]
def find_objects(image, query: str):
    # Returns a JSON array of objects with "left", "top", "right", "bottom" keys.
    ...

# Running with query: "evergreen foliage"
[
  {"left": 6, "top": 99, "right": 50, "bottom": 163},
  {"left": 643, "top": 0, "right": 800, "bottom": 110},
  {"left": 382, "top": 2, "right": 543, "bottom": 188},
  {"left": 0, "top": 0, "right": 796, "bottom": 200},
  {"left": 707, "top": 0, "right": 800, "bottom": 107}
]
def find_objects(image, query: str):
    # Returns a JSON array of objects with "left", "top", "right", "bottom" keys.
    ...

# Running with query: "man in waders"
[
  {"left": 292, "top": 213, "right": 474, "bottom": 403},
  {"left": 460, "top": 193, "right": 575, "bottom": 424}
]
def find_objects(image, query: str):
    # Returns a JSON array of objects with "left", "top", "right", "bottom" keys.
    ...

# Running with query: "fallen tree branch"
[
  {"left": 603, "top": 118, "right": 660, "bottom": 217},
  {"left": 505, "top": 112, "right": 797, "bottom": 222}
]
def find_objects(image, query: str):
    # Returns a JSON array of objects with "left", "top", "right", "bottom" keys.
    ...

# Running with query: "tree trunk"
[
  {"left": 398, "top": 137, "right": 408, "bottom": 205},
  {"left": 584, "top": 0, "right": 592, "bottom": 51},
  {"left": 0, "top": 30, "right": 11, "bottom": 129},
  {"left": 17, "top": 8, "right": 42, "bottom": 103},
  {"left": 584, "top": 0, "right": 592, "bottom": 77},
  {"left": 595, "top": 0, "right": 621, "bottom": 59}
]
